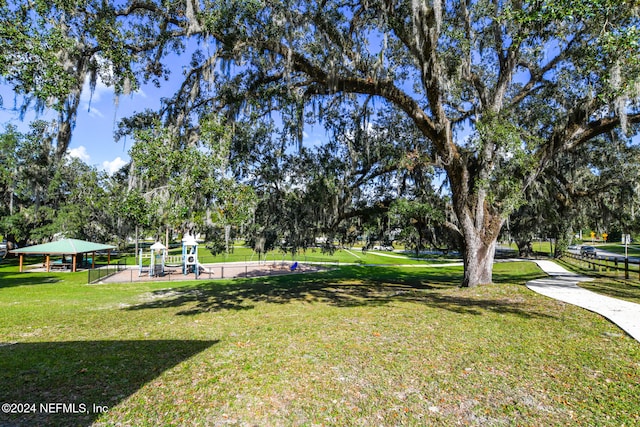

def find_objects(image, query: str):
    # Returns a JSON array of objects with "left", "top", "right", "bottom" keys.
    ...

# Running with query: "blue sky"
[{"left": 0, "top": 77, "right": 165, "bottom": 174}]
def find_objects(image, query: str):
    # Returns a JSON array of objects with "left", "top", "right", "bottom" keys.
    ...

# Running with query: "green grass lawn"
[
  {"left": 203, "top": 246, "right": 461, "bottom": 265},
  {"left": 1, "top": 261, "right": 639, "bottom": 426},
  {"left": 502, "top": 241, "right": 556, "bottom": 254}
]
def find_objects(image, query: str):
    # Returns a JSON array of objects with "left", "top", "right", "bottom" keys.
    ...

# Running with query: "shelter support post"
[
  {"left": 72, "top": 254, "right": 77, "bottom": 272},
  {"left": 46, "top": 255, "right": 50, "bottom": 272}
]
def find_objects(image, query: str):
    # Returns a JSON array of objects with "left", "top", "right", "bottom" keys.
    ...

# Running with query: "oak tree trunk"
[
  {"left": 460, "top": 228, "right": 499, "bottom": 287},
  {"left": 448, "top": 156, "right": 505, "bottom": 288}
]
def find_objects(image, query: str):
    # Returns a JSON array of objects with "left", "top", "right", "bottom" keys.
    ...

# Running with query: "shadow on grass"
[
  {"left": 0, "top": 339, "right": 217, "bottom": 427},
  {"left": 0, "top": 272, "right": 63, "bottom": 288},
  {"left": 125, "top": 266, "right": 555, "bottom": 319}
]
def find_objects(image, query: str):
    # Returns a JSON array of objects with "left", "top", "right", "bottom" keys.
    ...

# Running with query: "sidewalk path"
[{"left": 527, "top": 260, "right": 640, "bottom": 343}]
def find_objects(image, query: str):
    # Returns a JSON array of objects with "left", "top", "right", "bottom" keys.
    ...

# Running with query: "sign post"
[{"left": 623, "top": 234, "right": 630, "bottom": 279}]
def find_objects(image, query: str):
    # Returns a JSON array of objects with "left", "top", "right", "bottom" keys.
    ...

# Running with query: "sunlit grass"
[
  {"left": 133, "top": 245, "right": 460, "bottom": 266},
  {"left": 1, "top": 261, "right": 638, "bottom": 426}
]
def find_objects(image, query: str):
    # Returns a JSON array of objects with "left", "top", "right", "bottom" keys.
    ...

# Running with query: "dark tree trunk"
[
  {"left": 516, "top": 240, "right": 534, "bottom": 257},
  {"left": 2, "top": 241, "right": 17, "bottom": 258}
]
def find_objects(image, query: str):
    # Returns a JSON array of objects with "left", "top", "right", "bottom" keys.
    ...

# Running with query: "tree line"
[{"left": 2, "top": 115, "right": 638, "bottom": 260}]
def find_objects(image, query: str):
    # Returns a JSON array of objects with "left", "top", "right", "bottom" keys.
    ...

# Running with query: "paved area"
[
  {"left": 97, "top": 261, "right": 325, "bottom": 284},
  {"left": 527, "top": 260, "right": 640, "bottom": 343}
]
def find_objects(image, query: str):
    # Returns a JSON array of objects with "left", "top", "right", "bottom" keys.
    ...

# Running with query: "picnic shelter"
[{"left": 10, "top": 238, "right": 116, "bottom": 272}]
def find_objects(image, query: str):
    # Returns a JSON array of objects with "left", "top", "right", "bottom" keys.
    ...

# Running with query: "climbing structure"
[
  {"left": 149, "top": 241, "right": 167, "bottom": 277},
  {"left": 182, "top": 234, "right": 200, "bottom": 279}
]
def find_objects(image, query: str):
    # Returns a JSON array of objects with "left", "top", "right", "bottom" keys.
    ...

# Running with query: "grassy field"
[
  {"left": 1, "top": 260, "right": 639, "bottom": 426},
  {"left": 195, "top": 246, "right": 458, "bottom": 265}
]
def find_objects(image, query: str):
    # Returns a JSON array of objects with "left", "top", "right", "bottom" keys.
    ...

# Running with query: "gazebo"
[{"left": 10, "top": 238, "right": 116, "bottom": 272}]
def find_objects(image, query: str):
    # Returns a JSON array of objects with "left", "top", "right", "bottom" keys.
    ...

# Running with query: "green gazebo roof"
[{"left": 10, "top": 238, "right": 116, "bottom": 255}]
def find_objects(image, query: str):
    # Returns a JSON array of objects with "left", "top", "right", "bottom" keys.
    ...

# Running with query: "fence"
[
  {"left": 562, "top": 252, "right": 640, "bottom": 280},
  {"left": 87, "top": 259, "right": 128, "bottom": 284},
  {"left": 85, "top": 259, "right": 331, "bottom": 284}
]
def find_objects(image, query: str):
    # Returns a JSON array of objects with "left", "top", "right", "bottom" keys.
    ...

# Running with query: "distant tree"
[
  {"left": 229, "top": 101, "right": 412, "bottom": 256},
  {"left": 128, "top": 116, "right": 255, "bottom": 248},
  {"left": 0, "top": 0, "right": 186, "bottom": 158},
  {"left": 509, "top": 137, "right": 640, "bottom": 257},
  {"left": 0, "top": 125, "right": 21, "bottom": 252},
  {"left": 0, "top": 122, "right": 114, "bottom": 249},
  {"left": 0, "top": 121, "right": 56, "bottom": 247},
  {"left": 390, "top": 195, "right": 460, "bottom": 256},
  {"left": 48, "top": 158, "right": 112, "bottom": 241}
]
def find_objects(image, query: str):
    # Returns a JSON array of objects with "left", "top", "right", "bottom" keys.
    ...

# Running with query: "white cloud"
[
  {"left": 102, "top": 157, "right": 127, "bottom": 175},
  {"left": 68, "top": 145, "right": 91, "bottom": 163},
  {"left": 83, "top": 103, "right": 105, "bottom": 118}
]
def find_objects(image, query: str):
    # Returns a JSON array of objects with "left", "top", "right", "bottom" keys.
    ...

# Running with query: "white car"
[{"left": 373, "top": 245, "right": 393, "bottom": 251}]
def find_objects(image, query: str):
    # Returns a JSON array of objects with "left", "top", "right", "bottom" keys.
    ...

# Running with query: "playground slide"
[{"left": 196, "top": 263, "right": 213, "bottom": 276}]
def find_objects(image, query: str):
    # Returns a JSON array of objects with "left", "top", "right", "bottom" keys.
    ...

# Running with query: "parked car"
[
  {"left": 372, "top": 245, "right": 394, "bottom": 251},
  {"left": 580, "top": 245, "right": 597, "bottom": 257}
]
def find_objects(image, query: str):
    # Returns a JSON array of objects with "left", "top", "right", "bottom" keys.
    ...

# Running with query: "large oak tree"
[{"left": 176, "top": 0, "right": 640, "bottom": 286}]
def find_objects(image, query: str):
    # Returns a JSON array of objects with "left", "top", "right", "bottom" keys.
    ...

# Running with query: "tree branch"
[
  {"left": 256, "top": 40, "right": 442, "bottom": 147},
  {"left": 573, "top": 112, "right": 640, "bottom": 147}
]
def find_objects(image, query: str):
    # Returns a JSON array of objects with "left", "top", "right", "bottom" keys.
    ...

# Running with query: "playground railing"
[{"left": 87, "top": 259, "right": 127, "bottom": 284}]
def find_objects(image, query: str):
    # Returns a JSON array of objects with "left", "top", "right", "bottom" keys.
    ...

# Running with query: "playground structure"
[
  {"left": 181, "top": 234, "right": 201, "bottom": 279},
  {"left": 137, "top": 235, "right": 203, "bottom": 278},
  {"left": 122, "top": 234, "right": 318, "bottom": 283},
  {"left": 98, "top": 258, "right": 322, "bottom": 284},
  {"left": 138, "top": 241, "right": 167, "bottom": 277}
]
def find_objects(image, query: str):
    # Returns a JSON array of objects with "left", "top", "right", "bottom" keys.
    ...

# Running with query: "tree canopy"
[{"left": 2, "top": 0, "right": 640, "bottom": 286}]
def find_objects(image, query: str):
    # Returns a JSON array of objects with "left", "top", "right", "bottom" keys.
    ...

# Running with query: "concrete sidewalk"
[{"left": 527, "top": 260, "right": 640, "bottom": 343}]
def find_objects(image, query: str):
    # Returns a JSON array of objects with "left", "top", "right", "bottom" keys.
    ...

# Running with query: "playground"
[
  {"left": 98, "top": 260, "right": 324, "bottom": 283},
  {"left": 100, "top": 235, "right": 324, "bottom": 283}
]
